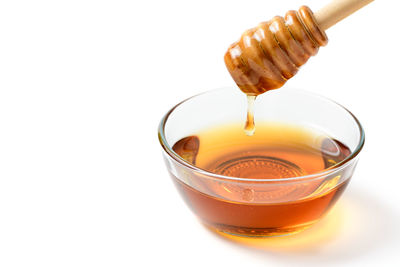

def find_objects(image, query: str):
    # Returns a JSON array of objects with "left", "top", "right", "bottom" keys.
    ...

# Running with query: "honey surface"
[{"left": 172, "top": 123, "right": 351, "bottom": 236}]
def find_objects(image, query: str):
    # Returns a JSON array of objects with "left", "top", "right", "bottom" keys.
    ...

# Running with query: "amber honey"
[{"left": 171, "top": 123, "right": 351, "bottom": 236}]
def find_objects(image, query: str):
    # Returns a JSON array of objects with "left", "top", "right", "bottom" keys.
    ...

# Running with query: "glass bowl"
[{"left": 158, "top": 87, "right": 364, "bottom": 237}]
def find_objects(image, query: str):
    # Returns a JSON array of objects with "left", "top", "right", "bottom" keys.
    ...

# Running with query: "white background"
[{"left": 0, "top": 0, "right": 399, "bottom": 266}]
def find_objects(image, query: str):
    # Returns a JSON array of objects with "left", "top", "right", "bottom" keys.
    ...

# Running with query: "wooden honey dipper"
[{"left": 224, "top": 0, "right": 374, "bottom": 96}]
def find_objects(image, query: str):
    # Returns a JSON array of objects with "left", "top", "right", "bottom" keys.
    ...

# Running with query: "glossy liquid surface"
[{"left": 172, "top": 123, "right": 351, "bottom": 236}]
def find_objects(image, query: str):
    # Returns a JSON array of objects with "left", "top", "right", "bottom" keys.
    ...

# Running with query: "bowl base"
[{"left": 202, "top": 221, "right": 316, "bottom": 238}]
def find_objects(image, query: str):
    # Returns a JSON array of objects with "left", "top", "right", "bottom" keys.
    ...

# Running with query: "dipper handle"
[{"left": 315, "top": 0, "right": 374, "bottom": 30}]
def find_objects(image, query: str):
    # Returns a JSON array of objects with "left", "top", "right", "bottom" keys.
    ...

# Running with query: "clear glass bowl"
[{"left": 158, "top": 87, "right": 364, "bottom": 237}]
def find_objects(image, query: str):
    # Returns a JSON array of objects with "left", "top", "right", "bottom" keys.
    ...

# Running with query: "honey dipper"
[{"left": 224, "top": 0, "right": 374, "bottom": 96}]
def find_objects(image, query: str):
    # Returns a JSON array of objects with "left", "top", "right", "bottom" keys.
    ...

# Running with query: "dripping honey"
[
  {"left": 244, "top": 95, "right": 256, "bottom": 135},
  {"left": 172, "top": 123, "right": 351, "bottom": 236}
]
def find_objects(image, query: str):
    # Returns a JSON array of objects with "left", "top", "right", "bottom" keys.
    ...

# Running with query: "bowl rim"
[{"left": 158, "top": 87, "right": 365, "bottom": 182}]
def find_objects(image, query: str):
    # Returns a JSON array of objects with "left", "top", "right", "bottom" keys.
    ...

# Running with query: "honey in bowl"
[{"left": 171, "top": 122, "right": 351, "bottom": 236}]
